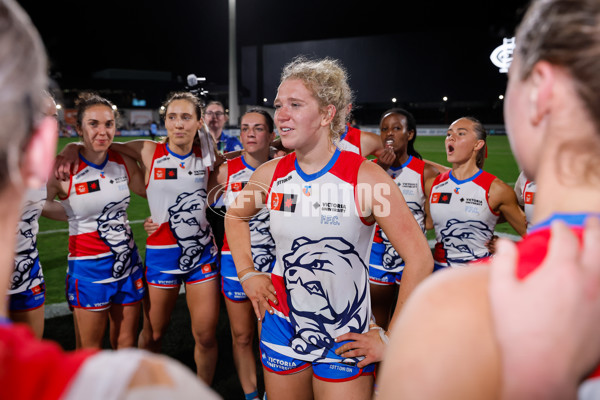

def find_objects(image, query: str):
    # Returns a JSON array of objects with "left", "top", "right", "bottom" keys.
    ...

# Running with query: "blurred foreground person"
[{"left": 0, "top": 0, "right": 219, "bottom": 398}]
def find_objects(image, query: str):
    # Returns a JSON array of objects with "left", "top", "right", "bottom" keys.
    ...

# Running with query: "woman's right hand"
[
  {"left": 240, "top": 273, "right": 278, "bottom": 321},
  {"left": 143, "top": 217, "right": 159, "bottom": 236},
  {"left": 54, "top": 142, "right": 81, "bottom": 181},
  {"left": 376, "top": 146, "right": 395, "bottom": 171}
]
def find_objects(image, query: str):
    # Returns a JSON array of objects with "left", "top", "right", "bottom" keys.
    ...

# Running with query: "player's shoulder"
[{"left": 402, "top": 265, "right": 491, "bottom": 321}]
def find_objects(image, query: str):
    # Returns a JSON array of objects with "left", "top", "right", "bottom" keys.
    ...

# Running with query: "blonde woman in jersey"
[
  {"left": 427, "top": 116, "right": 527, "bottom": 269},
  {"left": 56, "top": 92, "right": 221, "bottom": 384},
  {"left": 46, "top": 93, "right": 146, "bottom": 350},
  {"left": 225, "top": 57, "right": 433, "bottom": 400}
]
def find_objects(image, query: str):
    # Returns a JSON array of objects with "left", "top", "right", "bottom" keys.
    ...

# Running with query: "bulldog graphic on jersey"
[
  {"left": 440, "top": 218, "right": 493, "bottom": 264},
  {"left": 378, "top": 201, "right": 424, "bottom": 271},
  {"left": 282, "top": 237, "right": 369, "bottom": 361},
  {"left": 11, "top": 207, "right": 42, "bottom": 291},
  {"left": 249, "top": 208, "right": 275, "bottom": 272},
  {"left": 97, "top": 197, "right": 136, "bottom": 279},
  {"left": 406, "top": 201, "right": 425, "bottom": 231},
  {"left": 168, "top": 189, "right": 214, "bottom": 271}
]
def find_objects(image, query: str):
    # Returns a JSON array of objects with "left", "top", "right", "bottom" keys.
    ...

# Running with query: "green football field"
[{"left": 38, "top": 135, "right": 520, "bottom": 304}]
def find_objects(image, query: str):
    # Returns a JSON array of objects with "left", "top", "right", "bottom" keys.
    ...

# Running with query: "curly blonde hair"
[{"left": 280, "top": 56, "right": 353, "bottom": 140}]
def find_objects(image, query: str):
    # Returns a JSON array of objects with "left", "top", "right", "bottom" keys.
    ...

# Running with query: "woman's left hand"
[{"left": 334, "top": 323, "right": 387, "bottom": 368}]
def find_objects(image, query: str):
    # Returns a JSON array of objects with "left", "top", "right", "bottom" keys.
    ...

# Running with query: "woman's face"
[
  {"left": 78, "top": 105, "right": 115, "bottom": 152},
  {"left": 165, "top": 99, "right": 201, "bottom": 147},
  {"left": 380, "top": 112, "right": 413, "bottom": 155},
  {"left": 204, "top": 103, "right": 227, "bottom": 133},
  {"left": 274, "top": 79, "right": 326, "bottom": 150},
  {"left": 445, "top": 118, "right": 482, "bottom": 165},
  {"left": 240, "top": 112, "right": 274, "bottom": 154}
]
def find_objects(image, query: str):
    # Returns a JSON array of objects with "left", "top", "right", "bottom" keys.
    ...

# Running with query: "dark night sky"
[{"left": 16, "top": 0, "right": 529, "bottom": 124}]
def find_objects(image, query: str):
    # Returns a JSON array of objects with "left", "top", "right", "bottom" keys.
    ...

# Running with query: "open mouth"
[
  {"left": 447, "top": 145, "right": 455, "bottom": 153},
  {"left": 385, "top": 138, "right": 394, "bottom": 147}
]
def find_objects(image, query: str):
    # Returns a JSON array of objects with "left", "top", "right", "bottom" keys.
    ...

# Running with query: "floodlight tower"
[{"left": 228, "top": 0, "right": 239, "bottom": 124}]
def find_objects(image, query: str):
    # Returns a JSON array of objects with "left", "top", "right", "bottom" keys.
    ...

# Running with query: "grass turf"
[{"left": 39, "top": 135, "right": 520, "bottom": 304}]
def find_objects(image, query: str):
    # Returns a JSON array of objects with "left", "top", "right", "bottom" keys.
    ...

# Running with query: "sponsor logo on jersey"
[
  {"left": 270, "top": 192, "right": 298, "bottom": 212},
  {"left": 100, "top": 171, "right": 106, "bottom": 179},
  {"left": 179, "top": 162, "right": 185, "bottom": 169},
  {"left": 231, "top": 181, "right": 247, "bottom": 192},
  {"left": 275, "top": 175, "right": 292, "bottom": 186},
  {"left": 465, "top": 198, "right": 483, "bottom": 206},
  {"left": 320, "top": 215, "right": 340, "bottom": 225},
  {"left": 454, "top": 187, "right": 460, "bottom": 194},
  {"left": 154, "top": 168, "right": 178, "bottom": 180},
  {"left": 75, "top": 179, "right": 101, "bottom": 195},
  {"left": 202, "top": 264, "right": 212, "bottom": 273},
  {"left": 321, "top": 202, "right": 347, "bottom": 213},
  {"left": 302, "top": 185, "right": 311, "bottom": 196},
  {"left": 135, "top": 278, "right": 143, "bottom": 290},
  {"left": 31, "top": 284, "right": 42, "bottom": 295},
  {"left": 525, "top": 191, "right": 534, "bottom": 204},
  {"left": 431, "top": 192, "right": 452, "bottom": 204}
]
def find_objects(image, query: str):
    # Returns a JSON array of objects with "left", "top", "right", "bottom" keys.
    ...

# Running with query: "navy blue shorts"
[
  {"left": 66, "top": 268, "right": 145, "bottom": 311},
  {"left": 368, "top": 242, "right": 404, "bottom": 285},
  {"left": 145, "top": 262, "right": 218, "bottom": 288},
  {"left": 259, "top": 312, "right": 375, "bottom": 381},
  {"left": 260, "top": 340, "right": 375, "bottom": 381},
  {"left": 9, "top": 282, "right": 45, "bottom": 312}
]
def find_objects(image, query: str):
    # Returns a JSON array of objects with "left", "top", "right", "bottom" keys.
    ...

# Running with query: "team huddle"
[
  {"left": 4, "top": 0, "right": 600, "bottom": 398},
  {"left": 10, "top": 63, "right": 531, "bottom": 399}
]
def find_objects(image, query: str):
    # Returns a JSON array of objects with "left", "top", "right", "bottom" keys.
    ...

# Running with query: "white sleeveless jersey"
[
  {"left": 429, "top": 169, "right": 499, "bottom": 267},
  {"left": 514, "top": 171, "right": 536, "bottom": 229},
  {"left": 145, "top": 142, "right": 216, "bottom": 273},
  {"left": 10, "top": 186, "right": 46, "bottom": 294},
  {"left": 61, "top": 151, "right": 139, "bottom": 282},
  {"left": 335, "top": 125, "right": 361, "bottom": 155},
  {"left": 262, "top": 149, "right": 375, "bottom": 364},
  {"left": 221, "top": 156, "right": 275, "bottom": 272},
  {"left": 372, "top": 156, "right": 426, "bottom": 271}
]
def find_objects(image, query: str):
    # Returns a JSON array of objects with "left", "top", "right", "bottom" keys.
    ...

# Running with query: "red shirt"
[{"left": 0, "top": 323, "right": 96, "bottom": 399}]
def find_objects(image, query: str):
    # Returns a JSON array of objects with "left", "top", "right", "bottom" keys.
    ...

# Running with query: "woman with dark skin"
[{"left": 368, "top": 108, "right": 438, "bottom": 330}]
